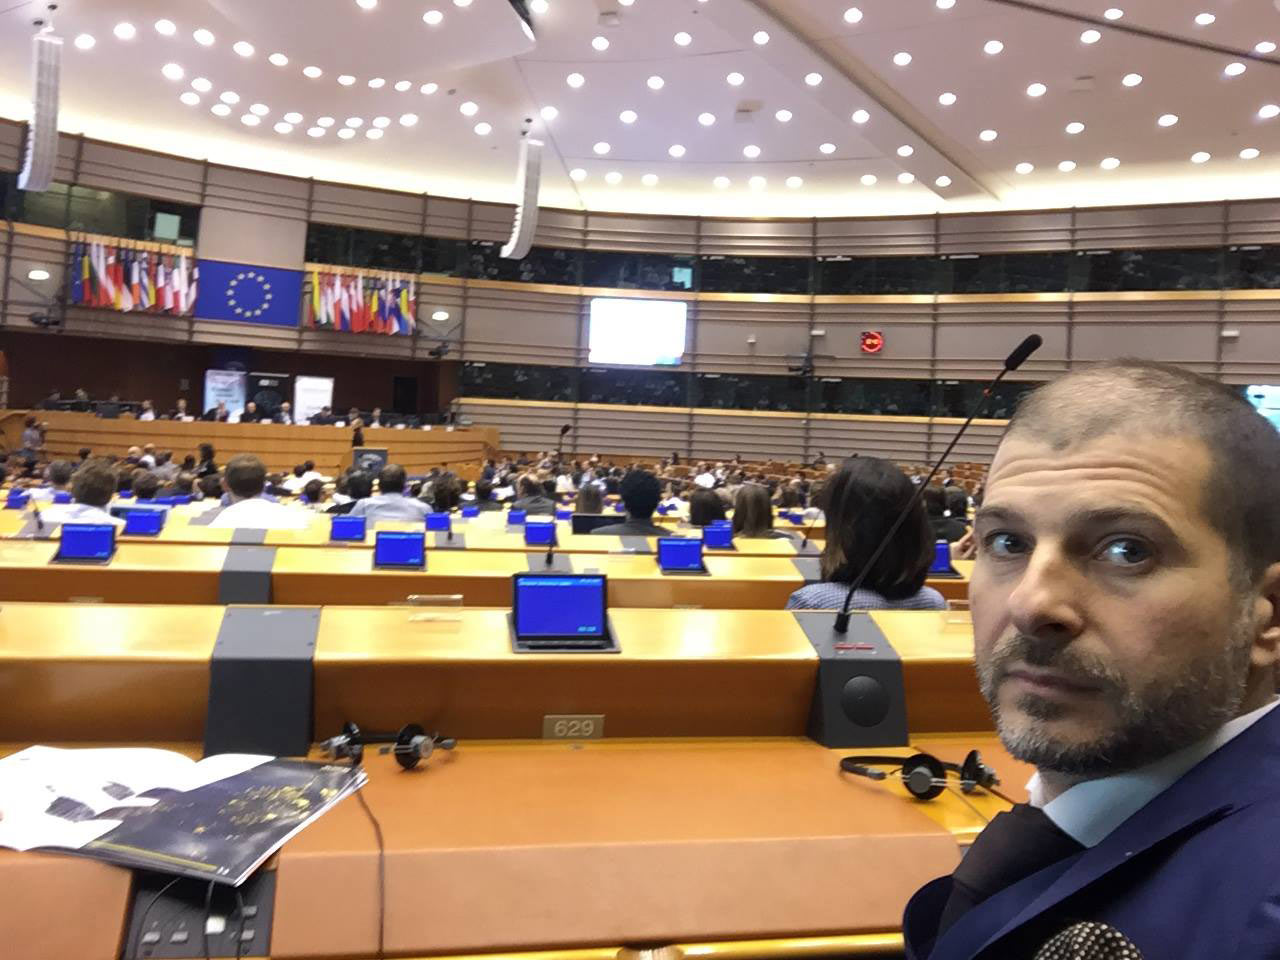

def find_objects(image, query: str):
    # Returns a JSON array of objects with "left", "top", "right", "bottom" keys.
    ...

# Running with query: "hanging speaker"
[
  {"left": 500, "top": 133, "right": 543, "bottom": 260},
  {"left": 18, "top": 30, "right": 61, "bottom": 192}
]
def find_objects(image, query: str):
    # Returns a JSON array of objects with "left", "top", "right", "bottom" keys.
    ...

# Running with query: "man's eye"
[
  {"left": 984, "top": 532, "right": 1029, "bottom": 557},
  {"left": 1097, "top": 537, "right": 1152, "bottom": 566}
]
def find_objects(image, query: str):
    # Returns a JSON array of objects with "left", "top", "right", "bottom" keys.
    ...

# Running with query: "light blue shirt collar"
[{"left": 1027, "top": 695, "right": 1280, "bottom": 848}]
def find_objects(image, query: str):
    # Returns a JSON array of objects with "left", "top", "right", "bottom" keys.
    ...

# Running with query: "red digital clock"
[{"left": 861, "top": 330, "right": 885, "bottom": 354}]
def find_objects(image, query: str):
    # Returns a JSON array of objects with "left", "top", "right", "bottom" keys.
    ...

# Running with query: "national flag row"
[
  {"left": 306, "top": 270, "right": 416, "bottom": 335},
  {"left": 68, "top": 241, "right": 197, "bottom": 315}
]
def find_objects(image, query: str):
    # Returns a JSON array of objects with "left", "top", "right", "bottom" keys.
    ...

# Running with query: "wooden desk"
[{"left": 0, "top": 540, "right": 228, "bottom": 604}]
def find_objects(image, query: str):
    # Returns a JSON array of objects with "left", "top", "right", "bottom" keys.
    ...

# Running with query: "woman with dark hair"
[
  {"left": 689, "top": 487, "right": 727, "bottom": 527},
  {"left": 195, "top": 443, "right": 218, "bottom": 478},
  {"left": 732, "top": 483, "right": 792, "bottom": 539},
  {"left": 575, "top": 481, "right": 604, "bottom": 514},
  {"left": 786, "top": 456, "right": 945, "bottom": 611}
]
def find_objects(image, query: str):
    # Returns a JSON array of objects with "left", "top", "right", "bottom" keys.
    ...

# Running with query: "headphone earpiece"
[
  {"left": 839, "top": 749, "right": 1000, "bottom": 802},
  {"left": 900, "top": 753, "right": 948, "bottom": 800},
  {"left": 958, "top": 749, "right": 998, "bottom": 794},
  {"left": 320, "top": 721, "right": 456, "bottom": 771}
]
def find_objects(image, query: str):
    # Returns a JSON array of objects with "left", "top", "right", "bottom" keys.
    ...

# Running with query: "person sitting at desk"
[
  {"left": 168, "top": 398, "right": 194, "bottom": 422},
  {"left": 132, "top": 472, "right": 161, "bottom": 501},
  {"left": 210, "top": 455, "right": 308, "bottom": 529},
  {"left": 275, "top": 401, "right": 295, "bottom": 425},
  {"left": 203, "top": 402, "right": 229, "bottom": 423},
  {"left": 235, "top": 401, "right": 264, "bottom": 424},
  {"left": 136, "top": 399, "right": 156, "bottom": 422},
  {"left": 157, "top": 471, "right": 195, "bottom": 500},
  {"left": 575, "top": 481, "right": 604, "bottom": 515},
  {"left": 591, "top": 469, "right": 669, "bottom": 537},
  {"left": 139, "top": 444, "right": 158, "bottom": 470},
  {"left": 300, "top": 479, "right": 327, "bottom": 509},
  {"left": 367, "top": 407, "right": 386, "bottom": 428},
  {"left": 327, "top": 470, "right": 373, "bottom": 515},
  {"left": 732, "top": 483, "right": 794, "bottom": 539},
  {"left": 26, "top": 460, "right": 74, "bottom": 501},
  {"left": 469, "top": 478, "right": 503, "bottom": 512},
  {"left": 786, "top": 456, "right": 945, "bottom": 612},
  {"left": 431, "top": 474, "right": 463, "bottom": 513},
  {"left": 925, "top": 484, "right": 967, "bottom": 544},
  {"left": 689, "top": 487, "right": 727, "bottom": 528},
  {"left": 349, "top": 464, "right": 433, "bottom": 522},
  {"left": 195, "top": 443, "right": 218, "bottom": 479},
  {"left": 40, "top": 459, "right": 124, "bottom": 527},
  {"left": 511, "top": 474, "right": 556, "bottom": 515},
  {"left": 195, "top": 474, "right": 223, "bottom": 502},
  {"left": 309, "top": 405, "right": 333, "bottom": 426},
  {"left": 152, "top": 451, "right": 179, "bottom": 484}
]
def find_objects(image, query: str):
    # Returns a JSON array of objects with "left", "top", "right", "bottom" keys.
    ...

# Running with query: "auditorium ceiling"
[{"left": 0, "top": 0, "right": 1276, "bottom": 217}]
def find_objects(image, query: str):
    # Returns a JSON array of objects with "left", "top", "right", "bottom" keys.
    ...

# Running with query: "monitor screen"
[
  {"left": 331, "top": 515, "right": 367, "bottom": 542},
  {"left": 703, "top": 524, "right": 733, "bottom": 549},
  {"left": 929, "top": 540, "right": 953, "bottom": 573},
  {"left": 374, "top": 531, "right": 425, "bottom": 568},
  {"left": 508, "top": 509, "right": 528, "bottom": 525},
  {"left": 514, "top": 575, "right": 606, "bottom": 638},
  {"left": 658, "top": 537, "right": 704, "bottom": 572},
  {"left": 588, "top": 297, "right": 687, "bottom": 366},
  {"left": 461, "top": 505, "right": 480, "bottom": 518},
  {"left": 524, "top": 521, "right": 556, "bottom": 546},
  {"left": 426, "top": 512, "right": 452, "bottom": 532},
  {"left": 59, "top": 523, "right": 116, "bottom": 562},
  {"left": 123, "top": 510, "right": 166, "bottom": 536}
]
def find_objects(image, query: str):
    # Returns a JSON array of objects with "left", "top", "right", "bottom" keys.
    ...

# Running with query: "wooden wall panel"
[
  {"left": 462, "top": 286, "right": 581, "bottom": 364},
  {"left": 586, "top": 213, "right": 698, "bottom": 254},
  {"left": 576, "top": 405, "right": 688, "bottom": 458},
  {"left": 938, "top": 212, "right": 1073, "bottom": 254},
  {"left": 815, "top": 216, "right": 936, "bottom": 256},
  {"left": 1220, "top": 297, "right": 1280, "bottom": 384},
  {"left": 1071, "top": 300, "right": 1221, "bottom": 374},
  {"left": 934, "top": 300, "right": 1070, "bottom": 380},
  {"left": 534, "top": 209, "right": 586, "bottom": 250},
  {"left": 77, "top": 141, "right": 205, "bottom": 206},
  {"left": 695, "top": 300, "right": 811, "bottom": 375},
  {"left": 310, "top": 182, "right": 423, "bottom": 234},
  {"left": 0, "top": 120, "right": 21, "bottom": 171},
  {"left": 928, "top": 419, "right": 1006, "bottom": 466},
  {"left": 1227, "top": 201, "right": 1280, "bottom": 247},
  {"left": 691, "top": 411, "right": 807, "bottom": 461},
  {"left": 808, "top": 415, "right": 931, "bottom": 463},
  {"left": 455, "top": 399, "right": 578, "bottom": 453},
  {"left": 424, "top": 196, "right": 471, "bottom": 239},
  {"left": 698, "top": 219, "right": 813, "bottom": 257},
  {"left": 2, "top": 229, "right": 64, "bottom": 328},
  {"left": 813, "top": 301, "right": 934, "bottom": 379},
  {"left": 1074, "top": 203, "right": 1225, "bottom": 249}
]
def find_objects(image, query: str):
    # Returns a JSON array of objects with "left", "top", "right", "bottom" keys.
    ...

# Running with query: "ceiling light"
[
  {"left": 844, "top": 7, "right": 863, "bottom": 23},
  {"left": 540, "top": 106, "right": 559, "bottom": 121},
  {"left": 28, "top": 268, "right": 50, "bottom": 281},
  {"left": 605, "top": 171, "right": 622, "bottom": 184},
  {"left": 819, "top": 142, "right": 836, "bottom": 154},
  {"left": 1122, "top": 72, "right": 1143, "bottom": 86},
  {"left": 668, "top": 144, "right": 686, "bottom": 157},
  {"left": 220, "top": 91, "right": 240, "bottom": 104},
  {"left": 1240, "top": 147, "right": 1260, "bottom": 160},
  {"left": 1191, "top": 151, "right": 1211, "bottom": 163},
  {"left": 531, "top": 0, "right": 549, "bottom": 11},
  {"left": 743, "top": 144, "right": 761, "bottom": 158},
  {"left": 193, "top": 28, "right": 215, "bottom": 46},
  {"left": 979, "top": 129, "right": 998, "bottom": 141},
  {"left": 368, "top": 127, "right": 386, "bottom": 139},
  {"left": 304, "top": 66, "right": 323, "bottom": 78},
  {"left": 240, "top": 114, "right": 260, "bottom": 127},
  {"left": 674, "top": 31, "right": 692, "bottom": 46},
  {"left": 338, "top": 128, "right": 355, "bottom": 139},
  {"left": 460, "top": 101, "right": 479, "bottom": 116},
  {"left": 698, "top": 112, "right": 716, "bottom": 126},
  {"left": 1058, "top": 160, "right": 1076, "bottom": 171},
  {"left": 567, "top": 72, "right": 585, "bottom": 88},
  {"left": 113, "top": 22, "right": 137, "bottom": 40},
  {"left": 455, "top": 0, "right": 473, "bottom": 6},
  {"left": 749, "top": 176, "right": 767, "bottom": 190},
  {"left": 211, "top": 104, "right": 231, "bottom": 117},
  {"left": 569, "top": 168, "right": 587, "bottom": 181},
  {"left": 1026, "top": 82, "right": 1047, "bottom": 97},
  {"left": 1261, "top": 104, "right": 1280, "bottom": 119},
  {"left": 786, "top": 176, "right": 803, "bottom": 188},
  {"left": 592, "top": 36, "right": 610, "bottom": 51},
  {"left": 1104, "top": 7, "right": 1123, "bottom": 19},
  {"left": 861, "top": 174, "right": 877, "bottom": 186},
  {"left": 935, "top": 175, "right": 952, "bottom": 187},
  {"left": 318, "top": 116, "right": 335, "bottom": 127},
  {"left": 753, "top": 31, "right": 770, "bottom": 45},
  {"left": 423, "top": 10, "right": 444, "bottom": 24},
  {"left": 339, "top": 75, "right": 356, "bottom": 86},
  {"left": 619, "top": 109, "right": 638, "bottom": 123},
  {"left": 647, "top": 75, "right": 665, "bottom": 90},
  {"left": 618, "top": 0, "right": 633, "bottom": 5},
  {"left": 776, "top": 109, "right": 793, "bottom": 122},
  {"left": 180, "top": 92, "right": 200, "bottom": 106},
  {"left": 269, "top": 53, "right": 289, "bottom": 66},
  {"left": 399, "top": 113, "right": 418, "bottom": 126},
  {"left": 936, "top": 0, "right": 955, "bottom": 8},
  {"left": 984, "top": 39, "right": 1004, "bottom": 54},
  {"left": 594, "top": 141, "right": 611, "bottom": 154},
  {"left": 191, "top": 77, "right": 212, "bottom": 92},
  {"left": 162, "top": 63, "right": 184, "bottom": 81},
  {"left": 893, "top": 51, "right": 912, "bottom": 66},
  {"left": 850, "top": 109, "right": 870, "bottom": 125},
  {"left": 395, "top": 80, "right": 411, "bottom": 92},
  {"left": 373, "top": 116, "right": 391, "bottom": 128},
  {"left": 368, "top": 78, "right": 385, "bottom": 88},
  {"left": 274, "top": 122, "right": 294, "bottom": 134},
  {"left": 307, "top": 127, "right": 325, "bottom": 137},
  {"left": 642, "top": 173, "right": 659, "bottom": 186},
  {"left": 939, "top": 92, "right": 957, "bottom": 106},
  {"left": 1100, "top": 156, "right": 1120, "bottom": 169},
  {"left": 284, "top": 112, "right": 304, "bottom": 123},
  {"left": 897, "top": 144, "right": 914, "bottom": 157},
  {"left": 897, "top": 172, "right": 915, "bottom": 184},
  {"left": 233, "top": 41, "right": 255, "bottom": 57},
  {"left": 1194, "top": 12, "right": 1215, "bottom": 25},
  {"left": 1065, "top": 121, "right": 1084, "bottom": 134},
  {"left": 1158, "top": 113, "right": 1179, "bottom": 126},
  {"left": 727, "top": 71, "right": 745, "bottom": 86},
  {"left": 714, "top": 176, "right": 730, "bottom": 188},
  {"left": 154, "top": 19, "right": 176, "bottom": 35},
  {"left": 345, "top": 117, "right": 364, "bottom": 128},
  {"left": 804, "top": 72, "right": 823, "bottom": 86},
  {"left": 432, "top": 309, "right": 451, "bottom": 321},
  {"left": 1015, "top": 161, "right": 1034, "bottom": 174},
  {"left": 421, "top": 82, "right": 439, "bottom": 95},
  {"left": 74, "top": 33, "right": 95, "bottom": 50},
  {"left": 1224, "top": 62, "right": 1246, "bottom": 77},
  {"left": 1256, "top": 42, "right": 1277, "bottom": 54},
  {"left": 250, "top": 103, "right": 270, "bottom": 116},
  {"left": 1080, "top": 29, "right": 1101, "bottom": 43},
  {"left": 357, "top": 0, "right": 377, "bottom": 7}
]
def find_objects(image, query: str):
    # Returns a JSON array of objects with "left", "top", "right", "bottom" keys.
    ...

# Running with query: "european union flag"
[{"left": 194, "top": 259, "right": 304, "bottom": 328}]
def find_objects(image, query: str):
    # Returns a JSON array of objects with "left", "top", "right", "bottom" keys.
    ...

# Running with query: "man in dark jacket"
[
  {"left": 591, "top": 469, "right": 669, "bottom": 537},
  {"left": 510, "top": 474, "right": 556, "bottom": 516}
]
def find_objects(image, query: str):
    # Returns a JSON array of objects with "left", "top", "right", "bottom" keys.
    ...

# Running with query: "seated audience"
[
  {"left": 27, "top": 460, "right": 74, "bottom": 501},
  {"left": 132, "top": 472, "right": 162, "bottom": 501},
  {"left": 327, "top": 471, "right": 373, "bottom": 515},
  {"left": 139, "top": 444, "right": 158, "bottom": 470},
  {"left": 689, "top": 487, "right": 727, "bottom": 527},
  {"left": 77, "top": 447, "right": 92, "bottom": 463},
  {"left": 300, "top": 479, "right": 327, "bottom": 508},
  {"left": 195, "top": 474, "right": 223, "bottom": 501},
  {"left": 168, "top": 398, "right": 193, "bottom": 421},
  {"left": 137, "top": 400, "right": 156, "bottom": 421},
  {"left": 158, "top": 472, "right": 195, "bottom": 500},
  {"left": 153, "top": 451, "right": 179, "bottom": 483},
  {"left": 512, "top": 474, "right": 556, "bottom": 515},
  {"left": 431, "top": 474, "right": 463, "bottom": 513},
  {"left": 575, "top": 482, "right": 604, "bottom": 515},
  {"left": 236, "top": 401, "right": 264, "bottom": 424},
  {"left": 211, "top": 455, "right": 309, "bottom": 529},
  {"left": 471, "top": 478, "right": 503, "bottom": 511},
  {"left": 350, "top": 464, "right": 433, "bottom": 522},
  {"left": 555, "top": 469, "right": 576, "bottom": 495},
  {"left": 41, "top": 459, "right": 124, "bottom": 526},
  {"left": 309, "top": 405, "right": 334, "bottom": 425},
  {"left": 367, "top": 407, "right": 386, "bottom": 428},
  {"left": 787, "top": 457, "right": 945, "bottom": 611},
  {"left": 591, "top": 469, "right": 668, "bottom": 536},
  {"left": 196, "top": 443, "right": 218, "bottom": 478},
  {"left": 732, "top": 483, "right": 793, "bottom": 539},
  {"left": 203, "top": 401, "right": 229, "bottom": 422},
  {"left": 275, "top": 401, "right": 295, "bottom": 425},
  {"left": 925, "top": 484, "right": 967, "bottom": 543}
]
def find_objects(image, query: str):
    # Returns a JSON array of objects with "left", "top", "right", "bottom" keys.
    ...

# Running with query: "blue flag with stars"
[{"left": 194, "top": 259, "right": 304, "bottom": 328}]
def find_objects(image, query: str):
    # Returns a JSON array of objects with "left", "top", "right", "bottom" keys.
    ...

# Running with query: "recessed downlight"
[
  {"left": 1065, "top": 121, "right": 1085, "bottom": 134},
  {"left": 804, "top": 72, "right": 823, "bottom": 86},
  {"left": 567, "top": 72, "right": 585, "bottom": 88},
  {"left": 1026, "top": 82, "right": 1047, "bottom": 97},
  {"left": 860, "top": 174, "right": 877, "bottom": 186},
  {"left": 1080, "top": 29, "right": 1101, "bottom": 44},
  {"left": 1015, "top": 162, "right": 1034, "bottom": 174},
  {"left": 983, "top": 39, "right": 1004, "bottom": 54},
  {"left": 647, "top": 75, "right": 665, "bottom": 90},
  {"left": 743, "top": 144, "right": 761, "bottom": 158},
  {"left": 1100, "top": 157, "right": 1120, "bottom": 170},
  {"left": 897, "top": 144, "right": 914, "bottom": 157},
  {"left": 1058, "top": 160, "right": 1076, "bottom": 172},
  {"left": 776, "top": 109, "right": 793, "bottom": 122},
  {"left": 1190, "top": 151, "right": 1211, "bottom": 163},
  {"left": 668, "top": 144, "right": 686, "bottom": 157},
  {"left": 938, "top": 92, "right": 957, "bottom": 106}
]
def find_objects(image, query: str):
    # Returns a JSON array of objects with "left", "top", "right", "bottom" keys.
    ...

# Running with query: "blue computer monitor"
[
  {"left": 55, "top": 523, "right": 116, "bottom": 563},
  {"left": 461, "top": 505, "right": 479, "bottom": 518},
  {"left": 555, "top": 508, "right": 573, "bottom": 521},
  {"left": 512, "top": 574, "right": 607, "bottom": 640},
  {"left": 330, "top": 515, "right": 367, "bottom": 542},
  {"left": 373, "top": 531, "right": 425, "bottom": 569},
  {"left": 426, "top": 512, "right": 452, "bottom": 533},
  {"left": 5, "top": 492, "right": 29, "bottom": 509},
  {"left": 508, "top": 509, "right": 528, "bottom": 525},
  {"left": 657, "top": 537, "right": 705, "bottom": 573},
  {"left": 524, "top": 521, "right": 556, "bottom": 546},
  {"left": 929, "top": 539, "right": 959, "bottom": 576},
  {"left": 123, "top": 509, "right": 166, "bottom": 536},
  {"left": 703, "top": 523, "right": 734, "bottom": 549},
  {"left": 52, "top": 491, "right": 72, "bottom": 505}
]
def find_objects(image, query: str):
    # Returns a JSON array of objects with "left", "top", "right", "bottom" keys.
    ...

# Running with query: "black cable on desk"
[
  {"left": 356, "top": 787, "right": 387, "bottom": 959},
  {"left": 130, "top": 876, "right": 181, "bottom": 959},
  {"left": 202, "top": 880, "right": 215, "bottom": 960},
  {"left": 233, "top": 887, "right": 247, "bottom": 960}
]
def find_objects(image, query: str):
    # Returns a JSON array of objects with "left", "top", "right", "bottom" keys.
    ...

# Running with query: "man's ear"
[{"left": 1252, "top": 562, "right": 1280, "bottom": 676}]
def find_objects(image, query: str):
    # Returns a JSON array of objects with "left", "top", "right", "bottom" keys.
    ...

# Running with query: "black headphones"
[
  {"left": 321, "top": 722, "right": 457, "bottom": 771},
  {"left": 839, "top": 749, "right": 999, "bottom": 801}
]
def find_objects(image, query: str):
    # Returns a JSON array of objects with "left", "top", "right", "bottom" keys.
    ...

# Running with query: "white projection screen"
[{"left": 588, "top": 297, "right": 688, "bottom": 366}]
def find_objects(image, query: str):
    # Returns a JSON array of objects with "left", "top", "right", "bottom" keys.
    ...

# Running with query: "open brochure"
[{"left": 0, "top": 746, "right": 366, "bottom": 886}]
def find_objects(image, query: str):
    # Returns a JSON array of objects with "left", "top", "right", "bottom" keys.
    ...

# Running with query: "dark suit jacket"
[
  {"left": 590, "top": 518, "right": 669, "bottom": 536},
  {"left": 512, "top": 495, "right": 556, "bottom": 515},
  {"left": 904, "top": 702, "right": 1280, "bottom": 960}
]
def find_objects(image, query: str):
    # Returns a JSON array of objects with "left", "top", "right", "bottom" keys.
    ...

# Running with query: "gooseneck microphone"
[{"left": 832, "top": 334, "right": 1042, "bottom": 633}]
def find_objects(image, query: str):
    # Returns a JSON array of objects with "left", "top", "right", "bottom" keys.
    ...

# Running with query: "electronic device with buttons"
[
  {"left": 121, "top": 508, "right": 167, "bottom": 536},
  {"left": 509, "top": 572, "right": 619, "bottom": 652},
  {"left": 373, "top": 531, "right": 426, "bottom": 570},
  {"left": 657, "top": 536, "right": 707, "bottom": 575},
  {"left": 426, "top": 512, "right": 452, "bottom": 533},
  {"left": 51, "top": 522, "right": 117, "bottom": 564},
  {"left": 329, "top": 515, "right": 367, "bottom": 542},
  {"left": 702, "top": 522, "right": 734, "bottom": 550},
  {"left": 524, "top": 520, "right": 556, "bottom": 547},
  {"left": 123, "top": 870, "right": 275, "bottom": 959}
]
